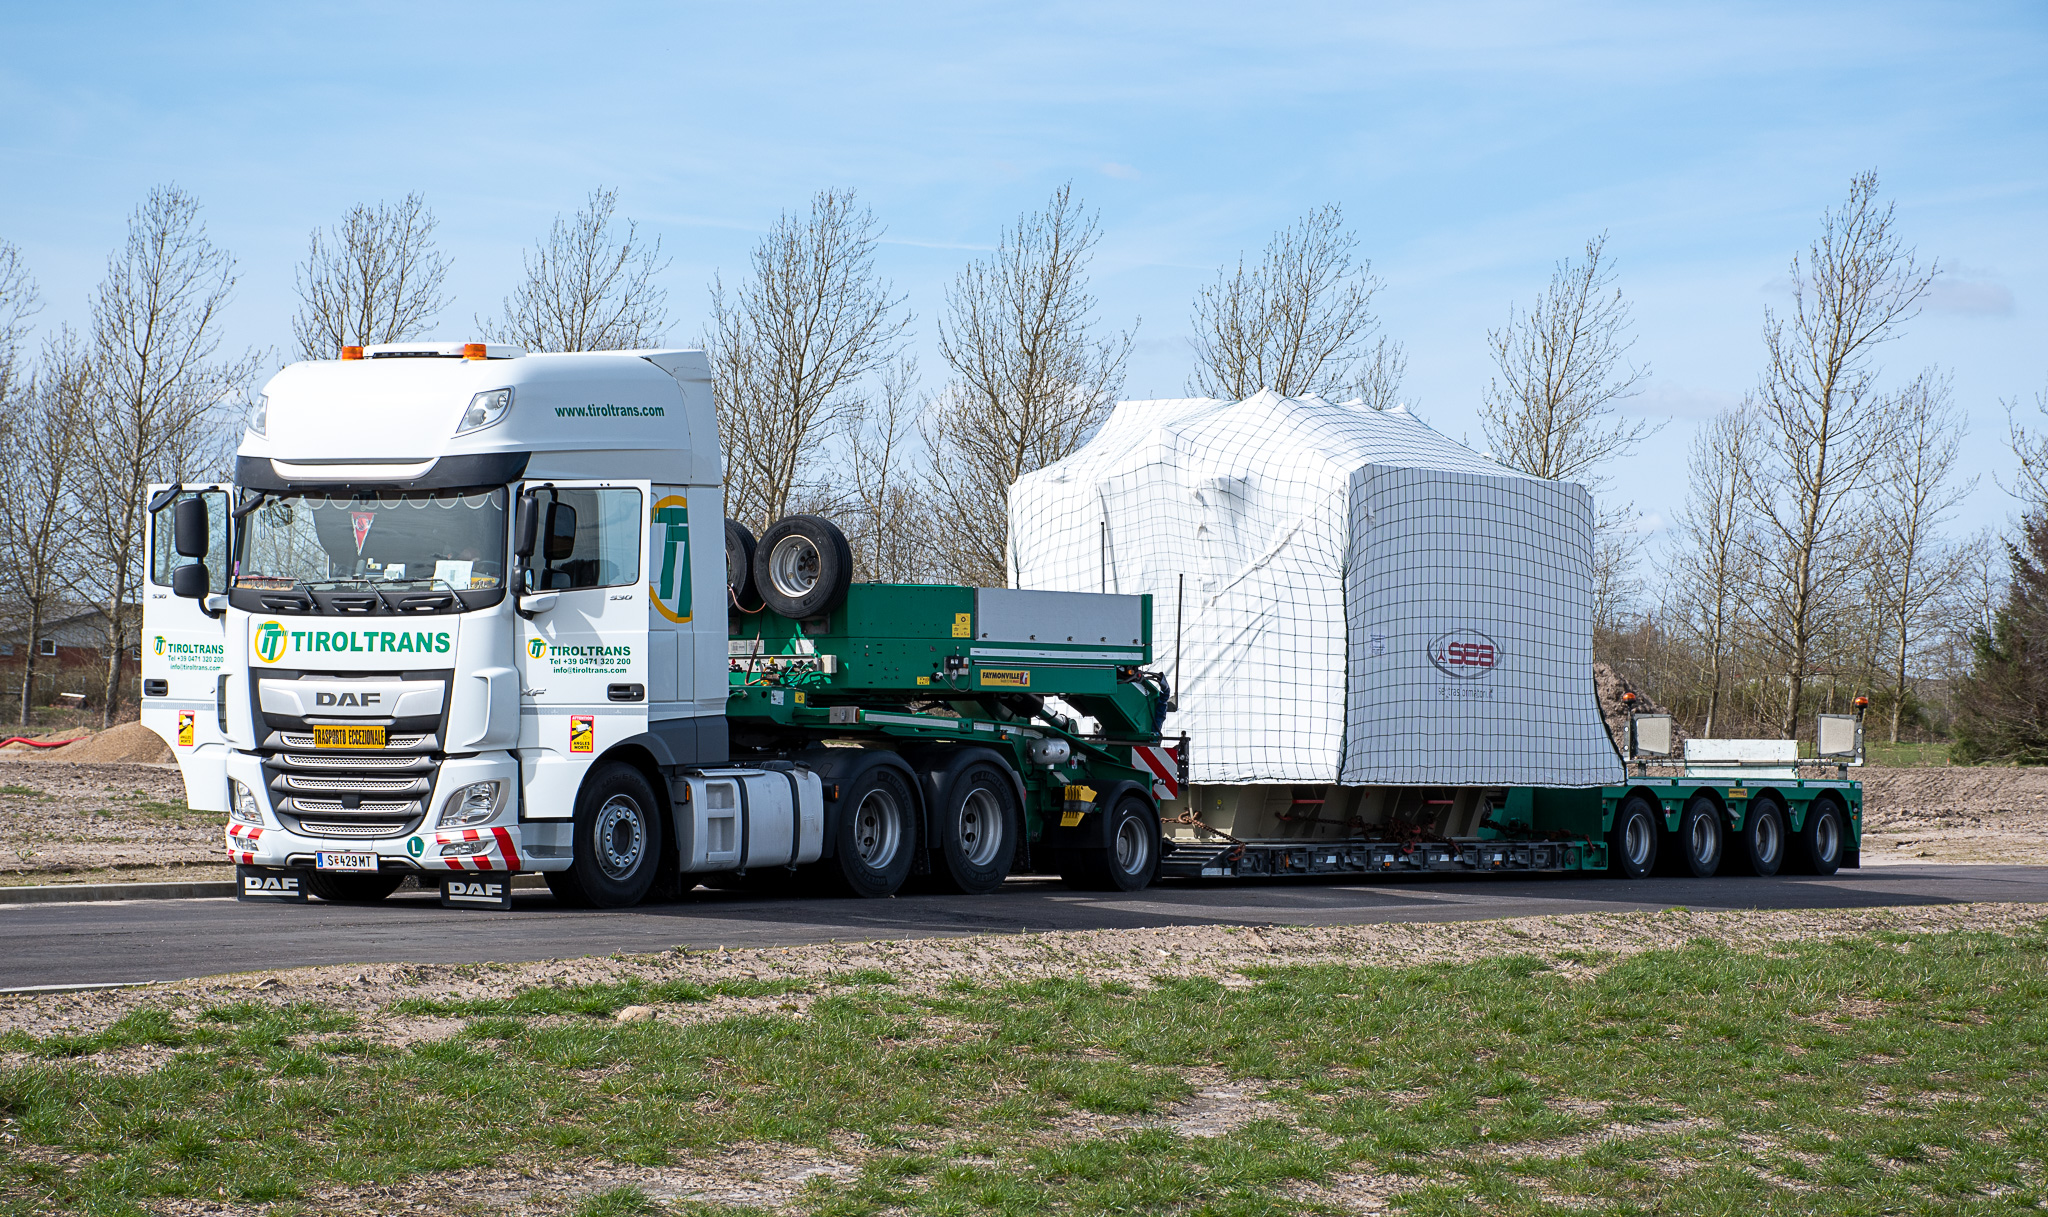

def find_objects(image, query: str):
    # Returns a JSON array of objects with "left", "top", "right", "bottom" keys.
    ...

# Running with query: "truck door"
[
  {"left": 141, "top": 483, "right": 232, "bottom": 812},
  {"left": 516, "top": 480, "right": 651, "bottom": 819}
]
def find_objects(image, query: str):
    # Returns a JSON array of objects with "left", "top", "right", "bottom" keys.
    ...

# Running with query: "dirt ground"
[{"left": 1857, "top": 766, "right": 2048, "bottom": 865}]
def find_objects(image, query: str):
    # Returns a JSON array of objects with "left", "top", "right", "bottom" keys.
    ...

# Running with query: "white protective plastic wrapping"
[{"left": 1009, "top": 391, "right": 1624, "bottom": 789}]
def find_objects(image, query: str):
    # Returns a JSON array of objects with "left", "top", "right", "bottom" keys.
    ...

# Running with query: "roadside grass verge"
[{"left": 0, "top": 925, "right": 2042, "bottom": 1215}]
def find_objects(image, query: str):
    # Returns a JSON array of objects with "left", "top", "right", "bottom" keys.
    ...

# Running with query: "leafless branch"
[
  {"left": 292, "top": 193, "right": 450, "bottom": 360},
  {"left": 483, "top": 187, "right": 670, "bottom": 352}
]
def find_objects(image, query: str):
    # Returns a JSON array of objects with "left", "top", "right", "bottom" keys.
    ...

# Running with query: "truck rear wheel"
[
  {"left": 1058, "top": 795, "right": 1160, "bottom": 892},
  {"left": 827, "top": 766, "right": 917, "bottom": 897},
  {"left": 1677, "top": 794, "right": 1724, "bottom": 878},
  {"left": 1791, "top": 797, "right": 1845, "bottom": 876},
  {"left": 547, "top": 763, "right": 665, "bottom": 909},
  {"left": 1732, "top": 795, "right": 1786, "bottom": 876},
  {"left": 930, "top": 761, "right": 1019, "bottom": 894},
  {"left": 1608, "top": 795, "right": 1660, "bottom": 879},
  {"left": 305, "top": 870, "right": 406, "bottom": 903},
  {"left": 725, "top": 519, "right": 760, "bottom": 610}
]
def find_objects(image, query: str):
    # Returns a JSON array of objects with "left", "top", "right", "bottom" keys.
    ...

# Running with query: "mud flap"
[
  {"left": 440, "top": 875, "right": 514, "bottom": 910},
  {"left": 236, "top": 865, "right": 308, "bottom": 903}
]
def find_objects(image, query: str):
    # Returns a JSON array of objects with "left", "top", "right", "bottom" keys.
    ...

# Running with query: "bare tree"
[
  {"left": 291, "top": 193, "right": 450, "bottom": 361},
  {"left": 483, "top": 187, "right": 670, "bottom": 352},
  {"left": 1746, "top": 171, "right": 1935, "bottom": 736},
  {"left": 2003, "top": 380, "right": 2048, "bottom": 509},
  {"left": 0, "top": 239, "right": 41, "bottom": 405},
  {"left": 1352, "top": 334, "right": 1409, "bottom": 412},
  {"left": 1868, "top": 370, "right": 1972, "bottom": 741},
  {"left": 926, "top": 184, "right": 1133, "bottom": 587},
  {"left": 1481, "top": 233, "right": 1651, "bottom": 485},
  {"left": 1667, "top": 407, "right": 1760, "bottom": 736},
  {"left": 0, "top": 330, "right": 87, "bottom": 724},
  {"left": 74, "top": 186, "right": 258, "bottom": 724},
  {"left": 1482, "top": 232, "right": 1654, "bottom": 632},
  {"left": 1187, "top": 204, "right": 1384, "bottom": 401},
  {"left": 707, "top": 189, "right": 909, "bottom": 531},
  {"left": 842, "top": 358, "right": 936, "bottom": 583}
]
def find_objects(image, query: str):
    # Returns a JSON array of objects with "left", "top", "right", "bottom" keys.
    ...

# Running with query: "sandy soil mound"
[
  {"left": 1593, "top": 662, "right": 1686, "bottom": 754},
  {"left": 35, "top": 721, "right": 174, "bottom": 765},
  {"left": 1859, "top": 766, "right": 2048, "bottom": 865}
]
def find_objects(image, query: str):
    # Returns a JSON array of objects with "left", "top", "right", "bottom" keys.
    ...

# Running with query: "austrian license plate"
[
  {"left": 312, "top": 725, "right": 385, "bottom": 749},
  {"left": 314, "top": 851, "right": 378, "bottom": 872}
]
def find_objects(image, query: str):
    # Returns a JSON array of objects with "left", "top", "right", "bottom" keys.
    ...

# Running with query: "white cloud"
[{"left": 1099, "top": 161, "right": 1141, "bottom": 180}]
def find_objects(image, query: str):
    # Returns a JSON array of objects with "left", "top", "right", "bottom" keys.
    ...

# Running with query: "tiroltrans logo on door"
[
  {"left": 650, "top": 495, "right": 692, "bottom": 623},
  {"left": 1427, "top": 629, "right": 1500, "bottom": 679},
  {"left": 254, "top": 621, "right": 288, "bottom": 664}
]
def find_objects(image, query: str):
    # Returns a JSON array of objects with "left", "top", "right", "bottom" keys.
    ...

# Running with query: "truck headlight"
[
  {"left": 456, "top": 388, "right": 513, "bottom": 435},
  {"left": 437, "top": 781, "right": 503, "bottom": 828},
  {"left": 229, "top": 779, "right": 265, "bottom": 826}
]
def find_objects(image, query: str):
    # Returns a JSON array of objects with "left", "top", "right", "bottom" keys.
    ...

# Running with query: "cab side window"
[
  {"left": 149, "top": 489, "right": 229, "bottom": 593},
  {"left": 531, "top": 488, "right": 642, "bottom": 590}
]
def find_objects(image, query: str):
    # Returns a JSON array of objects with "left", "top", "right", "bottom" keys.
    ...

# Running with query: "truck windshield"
[{"left": 236, "top": 488, "right": 508, "bottom": 592}]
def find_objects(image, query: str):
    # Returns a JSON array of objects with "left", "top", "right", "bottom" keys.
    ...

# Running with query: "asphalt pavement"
[{"left": 2, "top": 863, "right": 2041, "bottom": 991}]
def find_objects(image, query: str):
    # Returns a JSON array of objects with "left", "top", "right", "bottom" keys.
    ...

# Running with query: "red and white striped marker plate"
[{"left": 1132, "top": 746, "right": 1179, "bottom": 801}]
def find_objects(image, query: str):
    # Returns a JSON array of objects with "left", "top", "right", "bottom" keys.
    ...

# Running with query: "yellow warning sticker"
[
  {"left": 176, "top": 711, "right": 195, "bottom": 748},
  {"left": 570, "top": 715, "right": 594, "bottom": 754},
  {"left": 978, "top": 669, "right": 1030, "bottom": 688},
  {"left": 916, "top": 675, "right": 931, "bottom": 686},
  {"left": 952, "top": 612, "right": 972, "bottom": 638}
]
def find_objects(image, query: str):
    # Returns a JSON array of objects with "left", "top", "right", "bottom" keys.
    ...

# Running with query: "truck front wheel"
[
  {"left": 931, "top": 761, "right": 1019, "bottom": 894},
  {"left": 827, "top": 766, "right": 917, "bottom": 897},
  {"left": 1058, "top": 795, "right": 1161, "bottom": 892},
  {"left": 547, "top": 763, "right": 665, "bottom": 909}
]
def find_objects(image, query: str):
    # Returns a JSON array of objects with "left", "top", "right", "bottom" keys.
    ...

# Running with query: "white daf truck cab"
[{"left": 142, "top": 341, "right": 817, "bottom": 908}]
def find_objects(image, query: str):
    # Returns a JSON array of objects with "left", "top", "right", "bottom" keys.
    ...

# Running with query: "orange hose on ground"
[{"left": 0, "top": 737, "right": 80, "bottom": 748}]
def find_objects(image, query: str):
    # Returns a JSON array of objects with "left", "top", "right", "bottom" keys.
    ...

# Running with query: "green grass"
[
  {"left": 1, "top": 928, "right": 2043, "bottom": 1215},
  {"left": 1862, "top": 740, "right": 1959, "bottom": 767}
]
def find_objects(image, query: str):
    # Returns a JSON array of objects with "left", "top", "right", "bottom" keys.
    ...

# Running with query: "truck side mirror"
[
  {"left": 514, "top": 495, "right": 538, "bottom": 559},
  {"left": 172, "top": 562, "right": 210, "bottom": 600},
  {"left": 543, "top": 502, "right": 577, "bottom": 562},
  {"left": 173, "top": 497, "right": 209, "bottom": 559}
]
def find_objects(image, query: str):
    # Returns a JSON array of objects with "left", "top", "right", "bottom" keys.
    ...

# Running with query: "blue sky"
[{"left": 3, "top": 0, "right": 2043, "bottom": 551}]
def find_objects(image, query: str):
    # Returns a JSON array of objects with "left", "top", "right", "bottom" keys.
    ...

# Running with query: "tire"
[
  {"left": 1677, "top": 794, "right": 1725, "bottom": 878},
  {"left": 1792, "top": 797, "right": 1846, "bottom": 876},
  {"left": 724, "top": 519, "right": 760, "bottom": 610},
  {"left": 1733, "top": 795, "right": 1787, "bottom": 877},
  {"left": 1059, "top": 794, "right": 1161, "bottom": 892},
  {"left": 1607, "top": 794, "right": 1660, "bottom": 879},
  {"left": 930, "top": 761, "right": 1019, "bottom": 894},
  {"left": 304, "top": 870, "right": 405, "bottom": 903},
  {"left": 752, "top": 515, "right": 853, "bottom": 619},
  {"left": 826, "top": 765, "right": 918, "bottom": 897},
  {"left": 545, "top": 763, "right": 664, "bottom": 909}
]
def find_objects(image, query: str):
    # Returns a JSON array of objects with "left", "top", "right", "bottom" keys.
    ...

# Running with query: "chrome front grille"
[
  {"left": 285, "top": 797, "right": 418, "bottom": 815},
  {"left": 277, "top": 752, "right": 428, "bottom": 771},
  {"left": 281, "top": 773, "right": 427, "bottom": 794},
  {"left": 296, "top": 819, "right": 411, "bottom": 839}
]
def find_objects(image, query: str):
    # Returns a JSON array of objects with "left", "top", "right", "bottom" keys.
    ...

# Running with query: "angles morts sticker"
[
  {"left": 570, "top": 715, "right": 595, "bottom": 754},
  {"left": 1428, "top": 628, "right": 1500, "bottom": 679}
]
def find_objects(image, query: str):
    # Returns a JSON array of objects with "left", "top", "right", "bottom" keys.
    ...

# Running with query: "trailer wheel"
[
  {"left": 753, "top": 515, "right": 852, "bottom": 619},
  {"left": 546, "top": 763, "right": 664, "bottom": 909},
  {"left": 725, "top": 519, "right": 760, "bottom": 610},
  {"left": 827, "top": 766, "right": 917, "bottom": 897},
  {"left": 930, "top": 760, "right": 1019, "bottom": 894},
  {"left": 1608, "top": 795, "right": 1660, "bottom": 879},
  {"left": 1059, "top": 795, "right": 1161, "bottom": 892},
  {"left": 1791, "top": 796, "right": 1846, "bottom": 876},
  {"left": 1733, "top": 795, "right": 1786, "bottom": 876},
  {"left": 1677, "top": 794, "right": 1724, "bottom": 878},
  {"left": 304, "top": 870, "right": 406, "bottom": 903}
]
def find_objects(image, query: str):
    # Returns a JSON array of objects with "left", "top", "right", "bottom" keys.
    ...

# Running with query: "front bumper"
[{"left": 221, "top": 751, "right": 566, "bottom": 872}]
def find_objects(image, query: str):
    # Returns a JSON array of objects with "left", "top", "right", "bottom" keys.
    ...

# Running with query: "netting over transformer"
[{"left": 1009, "top": 391, "right": 1624, "bottom": 788}]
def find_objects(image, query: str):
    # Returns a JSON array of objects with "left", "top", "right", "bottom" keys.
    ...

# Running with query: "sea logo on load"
[
  {"left": 254, "top": 621, "right": 289, "bottom": 664},
  {"left": 1428, "top": 629, "right": 1499, "bottom": 679}
]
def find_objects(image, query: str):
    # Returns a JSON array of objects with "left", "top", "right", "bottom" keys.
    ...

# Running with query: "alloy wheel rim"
[
  {"left": 1114, "top": 815, "right": 1148, "bottom": 875},
  {"left": 595, "top": 795, "right": 645, "bottom": 880},
  {"left": 768, "top": 536, "right": 822, "bottom": 599},
  {"left": 1625, "top": 814, "right": 1653, "bottom": 867},
  {"left": 855, "top": 789, "right": 902, "bottom": 868}
]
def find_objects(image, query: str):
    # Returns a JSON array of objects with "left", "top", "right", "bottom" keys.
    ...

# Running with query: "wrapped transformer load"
[{"left": 1009, "top": 391, "right": 1625, "bottom": 789}]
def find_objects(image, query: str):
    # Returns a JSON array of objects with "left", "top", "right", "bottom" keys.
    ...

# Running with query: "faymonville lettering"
[{"left": 286, "top": 630, "right": 452, "bottom": 655}]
